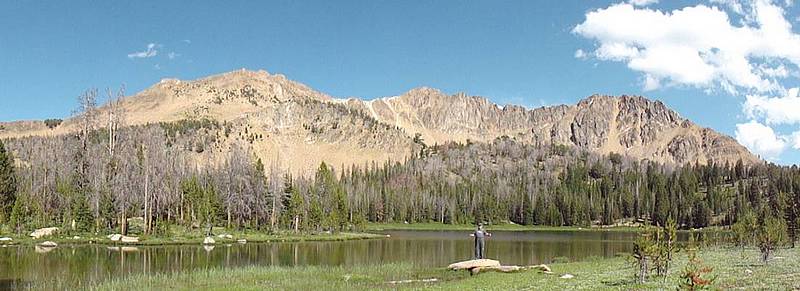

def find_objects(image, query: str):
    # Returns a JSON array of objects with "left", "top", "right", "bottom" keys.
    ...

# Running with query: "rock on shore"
[{"left": 30, "top": 227, "right": 59, "bottom": 239}]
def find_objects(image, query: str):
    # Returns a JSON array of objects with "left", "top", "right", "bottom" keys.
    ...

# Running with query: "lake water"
[{"left": 0, "top": 230, "right": 681, "bottom": 289}]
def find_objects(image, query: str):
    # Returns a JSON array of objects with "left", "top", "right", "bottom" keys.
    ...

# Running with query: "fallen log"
[
  {"left": 527, "top": 264, "right": 552, "bottom": 272},
  {"left": 470, "top": 264, "right": 552, "bottom": 275},
  {"left": 470, "top": 265, "right": 522, "bottom": 275},
  {"left": 448, "top": 259, "right": 501, "bottom": 270},
  {"left": 448, "top": 259, "right": 552, "bottom": 276}
]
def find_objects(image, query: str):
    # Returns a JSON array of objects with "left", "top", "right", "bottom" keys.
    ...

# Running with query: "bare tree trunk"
[
  {"left": 121, "top": 209, "right": 128, "bottom": 235},
  {"left": 271, "top": 193, "right": 277, "bottom": 229},
  {"left": 144, "top": 168, "right": 150, "bottom": 234}
]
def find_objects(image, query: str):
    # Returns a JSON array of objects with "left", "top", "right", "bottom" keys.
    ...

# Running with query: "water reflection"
[{"left": 0, "top": 230, "right": 651, "bottom": 288}]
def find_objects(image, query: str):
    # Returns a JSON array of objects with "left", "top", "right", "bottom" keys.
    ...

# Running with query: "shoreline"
[
  {"left": 1, "top": 223, "right": 730, "bottom": 247},
  {"left": 93, "top": 246, "right": 800, "bottom": 290},
  {"left": 0, "top": 230, "right": 385, "bottom": 247},
  {"left": 365, "top": 222, "right": 728, "bottom": 233}
]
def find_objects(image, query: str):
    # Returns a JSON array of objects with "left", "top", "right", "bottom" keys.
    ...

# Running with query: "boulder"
[
  {"left": 39, "top": 241, "right": 58, "bottom": 247},
  {"left": 560, "top": 274, "right": 574, "bottom": 279},
  {"left": 30, "top": 227, "right": 59, "bottom": 239},
  {"left": 121, "top": 236, "right": 139, "bottom": 243},
  {"left": 448, "top": 259, "right": 501, "bottom": 270},
  {"left": 0, "top": 237, "right": 12, "bottom": 242},
  {"left": 237, "top": 239, "right": 247, "bottom": 244},
  {"left": 109, "top": 234, "right": 123, "bottom": 241},
  {"left": 203, "top": 237, "right": 215, "bottom": 245},
  {"left": 217, "top": 234, "right": 233, "bottom": 239}
]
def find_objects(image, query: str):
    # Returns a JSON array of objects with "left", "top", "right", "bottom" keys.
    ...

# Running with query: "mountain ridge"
[{"left": 0, "top": 69, "right": 761, "bottom": 173}]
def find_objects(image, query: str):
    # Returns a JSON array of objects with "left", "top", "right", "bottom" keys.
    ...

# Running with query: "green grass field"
[{"left": 96, "top": 247, "right": 800, "bottom": 290}]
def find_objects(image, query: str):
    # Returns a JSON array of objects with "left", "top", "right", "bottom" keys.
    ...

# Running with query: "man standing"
[{"left": 470, "top": 223, "right": 491, "bottom": 259}]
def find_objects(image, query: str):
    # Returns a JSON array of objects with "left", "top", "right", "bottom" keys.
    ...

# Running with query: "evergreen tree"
[
  {"left": 8, "top": 191, "right": 29, "bottom": 234},
  {"left": 0, "top": 140, "right": 16, "bottom": 222},
  {"left": 98, "top": 190, "right": 116, "bottom": 230},
  {"left": 70, "top": 187, "right": 94, "bottom": 232}
]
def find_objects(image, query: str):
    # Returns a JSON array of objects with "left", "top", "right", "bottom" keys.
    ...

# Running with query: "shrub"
[
  {"left": 678, "top": 248, "right": 715, "bottom": 290},
  {"left": 44, "top": 119, "right": 63, "bottom": 129},
  {"left": 758, "top": 215, "right": 788, "bottom": 263}
]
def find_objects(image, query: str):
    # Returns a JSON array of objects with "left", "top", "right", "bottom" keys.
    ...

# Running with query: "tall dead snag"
[
  {"left": 104, "top": 86, "right": 126, "bottom": 231},
  {"left": 72, "top": 89, "right": 98, "bottom": 231}
]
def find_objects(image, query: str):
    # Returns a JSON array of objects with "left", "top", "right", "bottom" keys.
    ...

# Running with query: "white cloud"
[
  {"left": 735, "top": 120, "right": 787, "bottom": 159},
  {"left": 629, "top": 0, "right": 659, "bottom": 6},
  {"left": 127, "top": 43, "right": 159, "bottom": 59},
  {"left": 574, "top": 49, "right": 587, "bottom": 59},
  {"left": 744, "top": 87, "right": 800, "bottom": 124},
  {"left": 573, "top": 1, "right": 800, "bottom": 94},
  {"left": 792, "top": 131, "right": 800, "bottom": 149},
  {"left": 643, "top": 74, "right": 661, "bottom": 91},
  {"left": 168, "top": 52, "right": 180, "bottom": 60}
]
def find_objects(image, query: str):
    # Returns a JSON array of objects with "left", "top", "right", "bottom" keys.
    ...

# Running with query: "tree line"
[{"left": 0, "top": 90, "right": 798, "bottom": 244}]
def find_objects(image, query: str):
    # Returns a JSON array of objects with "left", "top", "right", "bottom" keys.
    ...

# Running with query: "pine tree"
[
  {"left": 70, "top": 188, "right": 94, "bottom": 232},
  {"left": 9, "top": 191, "right": 28, "bottom": 234},
  {"left": 0, "top": 140, "right": 16, "bottom": 222},
  {"left": 758, "top": 210, "right": 788, "bottom": 263},
  {"left": 98, "top": 190, "right": 117, "bottom": 230}
]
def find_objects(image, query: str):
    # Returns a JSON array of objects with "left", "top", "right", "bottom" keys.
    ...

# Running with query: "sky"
[{"left": 1, "top": 0, "right": 800, "bottom": 165}]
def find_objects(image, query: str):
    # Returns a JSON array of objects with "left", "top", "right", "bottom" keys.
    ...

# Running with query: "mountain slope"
[
  {"left": 0, "top": 69, "right": 760, "bottom": 174},
  {"left": 346, "top": 88, "right": 758, "bottom": 165}
]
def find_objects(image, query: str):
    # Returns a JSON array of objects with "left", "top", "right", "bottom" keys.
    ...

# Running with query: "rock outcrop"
[{"left": 350, "top": 92, "right": 758, "bottom": 165}]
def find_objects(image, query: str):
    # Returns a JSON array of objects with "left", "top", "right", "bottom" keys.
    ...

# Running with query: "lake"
[{"left": 0, "top": 230, "right": 691, "bottom": 289}]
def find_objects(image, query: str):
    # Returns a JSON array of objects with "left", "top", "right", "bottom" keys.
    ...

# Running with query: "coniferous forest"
[{"left": 1, "top": 116, "right": 799, "bottom": 243}]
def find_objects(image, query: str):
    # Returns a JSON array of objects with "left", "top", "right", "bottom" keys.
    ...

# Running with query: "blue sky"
[{"left": 1, "top": 1, "right": 799, "bottom": 164}]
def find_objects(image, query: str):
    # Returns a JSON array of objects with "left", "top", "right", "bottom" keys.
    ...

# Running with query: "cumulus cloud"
[
  {"left": 629, "top": 0, "right": 659, "bottom": 6},
  {"left": 127, "top": 43, "right": 159, "bottom": 59},
  {"left": 573, "top": 1, "right": 800, "bottom": 94},
  {"left": 744, "top": 87, "right": 800, "bottom": 124},
  {"left": 735, "top": 120, "right": 787, "bottom": 159}
]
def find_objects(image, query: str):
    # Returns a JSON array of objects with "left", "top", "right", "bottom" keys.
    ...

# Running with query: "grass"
[
  {"left": 95, "top": 247, "right": 800, "bottom": 290},
  {"left": 0, "top": 225, "right": 385, "bottom": 246}
]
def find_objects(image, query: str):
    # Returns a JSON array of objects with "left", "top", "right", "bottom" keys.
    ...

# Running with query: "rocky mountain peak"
[{"left": 0, "top": 69, "right": 761, "bottom": 172}]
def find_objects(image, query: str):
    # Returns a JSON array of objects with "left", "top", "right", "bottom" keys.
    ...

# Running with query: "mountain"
[{"left": 0, "top": 69, "right": 760, "bottom": 174}]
